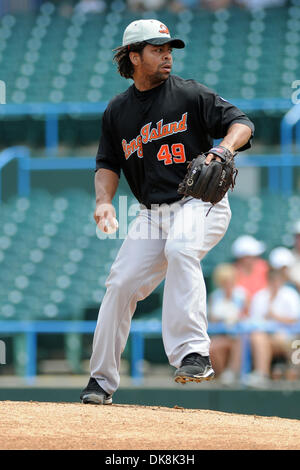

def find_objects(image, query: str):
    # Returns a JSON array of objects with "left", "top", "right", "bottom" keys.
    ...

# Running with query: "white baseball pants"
[{"left": 90, "top": 196, "right": 231, "bottom": 394}]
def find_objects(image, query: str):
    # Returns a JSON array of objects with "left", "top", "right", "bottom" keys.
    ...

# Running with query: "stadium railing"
[
  {"left": 0, "top": 102, "right": 107, "bottom": 157},
  {"left": 0, "top": 319, "right": 299, "bottom": 385},
  {"left": 1, "top": 147, "right": 300, "bottom": 199},
  {"left": 1, "top": 98, "right": 299, "bottom": 194},
  {"left": 280, "top": 102, "right": 300, "bottom": 194},
  {"left": 0, "top": 98, "right": 292, "bottom": 156}
]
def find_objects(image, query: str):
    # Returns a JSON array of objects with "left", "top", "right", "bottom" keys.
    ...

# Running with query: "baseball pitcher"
[{"left": 80, "top": 19, "right": 254, "bottom": 405}]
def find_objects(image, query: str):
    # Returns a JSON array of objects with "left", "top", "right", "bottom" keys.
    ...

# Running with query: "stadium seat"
[{"left": 1, "top": 4, "right": 297, "bottom": 103}]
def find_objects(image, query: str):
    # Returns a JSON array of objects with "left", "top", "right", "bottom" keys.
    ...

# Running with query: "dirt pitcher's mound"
[{"left": 0, "top": 401, "right": 300, "bottom": 450}]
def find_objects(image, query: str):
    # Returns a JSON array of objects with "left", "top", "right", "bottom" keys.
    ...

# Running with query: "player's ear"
[{"left": 129, "top": 51, "right": 140, "bottom": 66}]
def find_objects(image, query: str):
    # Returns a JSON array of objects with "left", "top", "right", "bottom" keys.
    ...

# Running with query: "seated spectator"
[
  {"left": 169, "top": 0, "right": 199, "bottom": 11},
  {"left": 232, "top": 235, "right": 269, "bottom": 299},
  {"left": 208, "top": 263, "right": 248, "bottom": 385},
  {"left": 243, "top": 268, "right": 300, "bottom": 388},
  {"left": 57, "top": 0, "right": 74, "bottom": 17},
  {"left": 128, "top": 0, "right": 167, "bottom": 12},
  {"left": 289, "top": 220, "right": 300, "bottom": 293},
  {"left": 202, "top": 0, "right": 233, "bottom": 10},
  {"left": 74, "top": 0, "right": 106, "bottom": 14},
  {"left": 235, "top": 0, "right": 286, "bottom": 9},
  {"left": 269, "top": 246, "right": 296, "bottom": 288},
  {"left": 268, "top": 247, "right": 299, "bottom": 380}
]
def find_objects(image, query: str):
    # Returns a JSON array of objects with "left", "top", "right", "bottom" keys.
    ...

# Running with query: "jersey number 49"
[{"left": 157, "top": 143, "right": 186, "bottom": 165}]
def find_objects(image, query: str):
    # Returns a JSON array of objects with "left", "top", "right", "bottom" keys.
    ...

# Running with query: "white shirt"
[
  {"left": 208, "top": 286, "right": 247, "bottom": 325},
  {"left": 249, "top": 285, "right": 300, "bottom": 321},
  {"left": 289, "top": 250, "right": 300, "bottom": 286}
]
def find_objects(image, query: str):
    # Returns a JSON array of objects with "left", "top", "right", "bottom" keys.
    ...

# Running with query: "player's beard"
[
  {"left": 152, "top": 70, "right": 170, "bottom": 85},
  {"left": 139, "top": 57, "right": 172, "bottom": 88},
  {"left": 147, "top": 66, "right": 172, "bottom": 87}
]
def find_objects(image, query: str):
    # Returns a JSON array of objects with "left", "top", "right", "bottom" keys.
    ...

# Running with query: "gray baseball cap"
[{"left": 113, "top": 19, "right": 185, "bottom": 50}]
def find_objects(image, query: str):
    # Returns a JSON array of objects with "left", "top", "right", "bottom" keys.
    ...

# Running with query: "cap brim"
[
  {"left": 146, "top": 37, "right": 185, "bottom": 48},
  {"left": 113, "top": 37, "right": 185, "bottom": 51}
]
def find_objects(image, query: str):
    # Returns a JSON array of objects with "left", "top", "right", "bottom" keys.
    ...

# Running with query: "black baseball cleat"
[
  {"left": 174, "top": 353, "right": 215, "bottom": 384},
  {"left": 80, "top": 377, "right": 113, "bottom": 405}
]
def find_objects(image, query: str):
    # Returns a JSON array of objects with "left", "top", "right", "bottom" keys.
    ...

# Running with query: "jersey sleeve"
[
  {"left": 95, "top": 109, "right": 121, "bottom": 177},
  {"left": 197, "top": 86, "right": 254, "bottom": 151}
]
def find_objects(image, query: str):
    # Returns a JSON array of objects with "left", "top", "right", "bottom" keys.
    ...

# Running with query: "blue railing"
[
  {"left": 0, "top": 99, "right": 292, "bottom": 157},
  {"left": 0, "top": 102, "right": 107, "bottom": 157},
  {"left": 1, "top": 319, "right": 299, "bottom": 385},
  {"left": 280, "top": 102, "right": 300, "bottom": 195},
  {"left": 1, "top": 98, "right": 300, "bottom": 196},
  {"left": 0, "top": 146, "right": 31, "bottom": 201},
  {"left": 1, "top": 147, "right": 300, "bottom": 200}
]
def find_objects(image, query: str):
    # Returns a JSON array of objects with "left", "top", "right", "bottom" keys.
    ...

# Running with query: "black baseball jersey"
[{"left": 96, "top": 75, "right": 254, "bottom": 208}]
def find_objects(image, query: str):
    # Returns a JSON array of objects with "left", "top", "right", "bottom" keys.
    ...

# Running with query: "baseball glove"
[{"left": 177, "top": 146, "right": 238, "bottom": 206}]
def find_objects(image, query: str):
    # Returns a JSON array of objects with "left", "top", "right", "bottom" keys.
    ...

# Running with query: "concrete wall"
[{"left": 0, "top": 388, "right": 299, "bottom": 420}]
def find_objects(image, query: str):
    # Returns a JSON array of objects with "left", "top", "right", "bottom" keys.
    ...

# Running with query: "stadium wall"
[{"left": 0, "top": 387, "right": 299, "bottom": 420}]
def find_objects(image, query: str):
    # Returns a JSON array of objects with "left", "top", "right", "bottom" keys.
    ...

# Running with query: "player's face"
[{"left": 139, "top": 44, "right": 173, "bottom": 84}]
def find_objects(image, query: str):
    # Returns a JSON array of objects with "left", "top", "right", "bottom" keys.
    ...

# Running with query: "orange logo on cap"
[{"left": 159, "top": 23, "right": 169, "bottom": 34}]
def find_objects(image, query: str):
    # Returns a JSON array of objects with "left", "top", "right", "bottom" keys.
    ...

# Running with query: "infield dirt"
[{"left": 0, "top": 400, "right": 300, "bottom": 450}]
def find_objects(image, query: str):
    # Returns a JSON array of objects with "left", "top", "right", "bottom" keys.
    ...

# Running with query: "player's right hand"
[{"left": 94, "top": 203, "right": 117, "bottom": 233}]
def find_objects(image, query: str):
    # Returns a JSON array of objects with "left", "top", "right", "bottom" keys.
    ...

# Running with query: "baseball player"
[{"left": 80, "top": 19, "right": 254, "bottom": 404}]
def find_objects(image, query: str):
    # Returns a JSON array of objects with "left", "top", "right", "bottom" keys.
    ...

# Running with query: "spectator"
[
  {"left": 169, "top": 0, "right": 233, "bottom": 11},
  {"left": 208, "top": 263, "right": 248, "bottom": 385},
  {"left": 127, "top": 0, "right": 167, "bottom": 12},
  {"left": 232, "top": 235, "right": 269, "bottom": 299},
  {"left": 169, "top": 0, "right": 199, "bottom": 12},
  {"left": 202, "top": 0, "right": 233, "bottom": 10},
  {"left": 235, "top": 0, "right": 286, "bottom": 9},
  {"left": 269, "top": 246, "right": 296, "bottom": 287},
  {"left": 74, "top": 0, "right": 106, "bottom": 14},
  {"left": 57, "top": 0, "right": 74, "bottom": 17},
  {"left": 243, "top": 268, "right": 300, "bottom": 388},
  {"left": 289, "top": 220, "right": 300, "bottom": 293}
]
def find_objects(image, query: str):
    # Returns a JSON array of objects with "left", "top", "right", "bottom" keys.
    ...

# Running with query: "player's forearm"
[
  {"left": 219, "top": 123, "right": 252, "bottom": 153},
  {"left": 95, "top": 168, "right": 119, "bottom": 205}
]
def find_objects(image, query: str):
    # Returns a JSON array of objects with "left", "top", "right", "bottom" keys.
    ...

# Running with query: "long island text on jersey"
[{"left": 96, "top": 75, "right": 254, "bottom": 208}]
